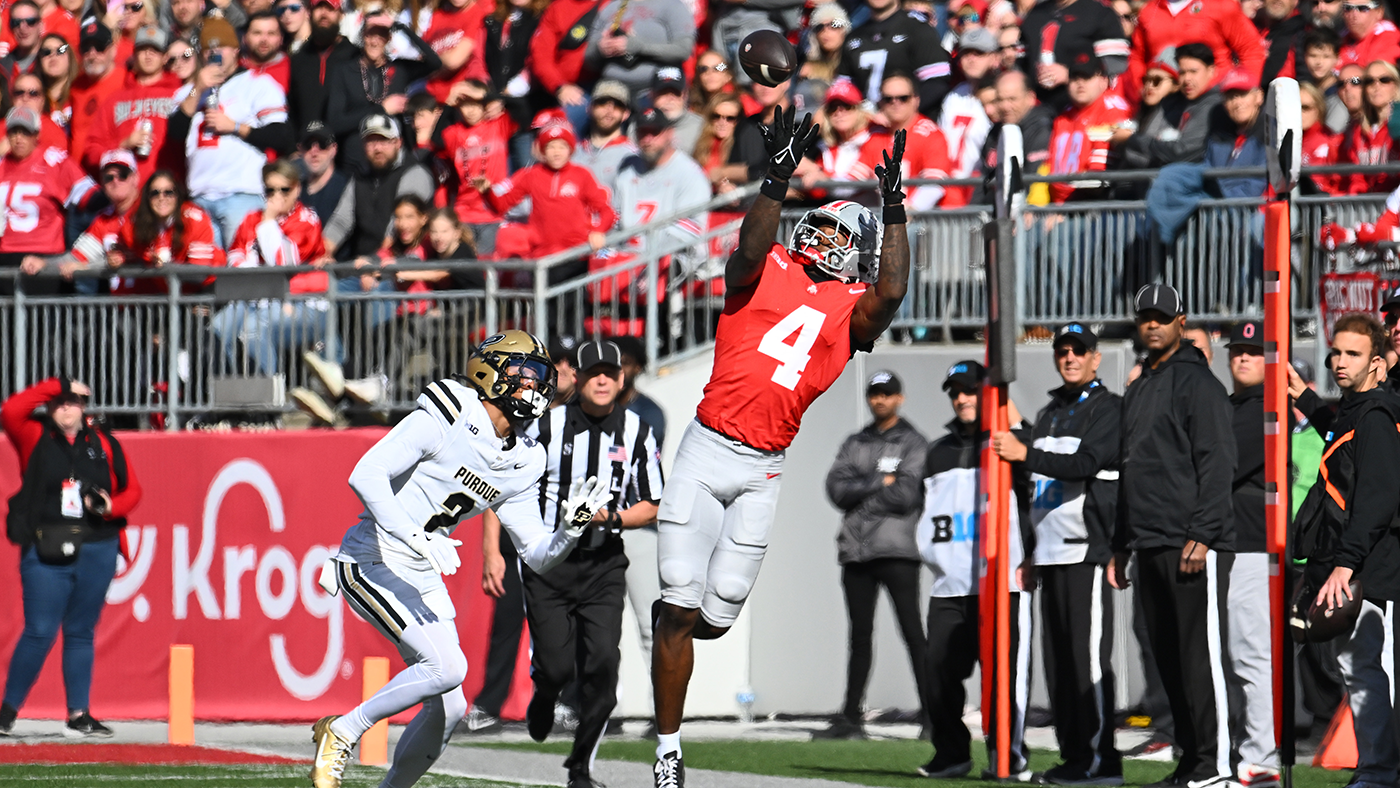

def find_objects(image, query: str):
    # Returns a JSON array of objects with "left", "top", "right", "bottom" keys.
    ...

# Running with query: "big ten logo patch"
[
  {"left": 1033, "top": 478, "right": 1065, "bottom": 512},
  {"left": 928, "top": 513, "right": 975, "bottom": 543}
]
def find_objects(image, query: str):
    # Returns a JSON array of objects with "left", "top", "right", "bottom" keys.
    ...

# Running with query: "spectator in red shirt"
[
  {"left": 56, "top": 149, "right": 142, "bottom": 280},
  {"left": 109, "top": 170, "right": 222, "bottom": 294},
  {"left": 433, "top": 79, "right": 513, "bottom": 257},
  {"left": 422, "top": 0, "right": 491, "bottom": 103},
  {"left": 1301, "top": 82, "right": 1345, "bottom": 194},
  {"left": 68, "top": 20, "right": 128, "bottom": 164},
  {"left": 83, "top": 25, "right": 184, "bottom": 181},
  {"left": 796, "top": 78, "right": 890, "bottom": 202},
  {"left": 1049, "top": 57, "right": 1132, "bottom": 203},
  {"left": 1, "top": 106, "right": 96, "bottom": 294},
  {"left": 111, "top": 0, "right": 154, "bottom": 65},
  {"left": 1339, "top": 0, "right": 1400, "bottom": 67},
  {"left": 872, "top": 72, "right": 955, "bottom": 210},
  {"left": 35, "top": 34, "right": 73, "bottom": 132},
  {"left": 1125, "top": 0, "right": 1265, "bottom": 106},
  {"left": 474, "top": 122, "right": 615, "bottom": 280},
  {"left": 529, "top": 0, "right": 602, "bottom": 134},
  {"left": 212, "top": 159, "right": 329, "bottom": 375},
  {"left": 241, "top": 11, "right": 291, "bottom": 92},
  {"left": 1, "top": 0, "right": 45, "bottom": 82},
  {"left": 8, "top": 72, "right": 70, "bottom": 151},
  {"left": 1339, "top": 59, "right": 1400, "bottom": 194}
]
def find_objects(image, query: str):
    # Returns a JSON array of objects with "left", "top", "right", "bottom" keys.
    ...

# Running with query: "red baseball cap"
[
  {"left": 825, "top": 78, "right": 864, "bottom": 107},
  {"left": 1219, "top": 68, "right": 1258, "bottom": 93}
]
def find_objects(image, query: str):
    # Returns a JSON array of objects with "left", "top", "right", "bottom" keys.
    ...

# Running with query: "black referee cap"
[{"left": 577, "top": 340, "right": 623, "bottom": 373}]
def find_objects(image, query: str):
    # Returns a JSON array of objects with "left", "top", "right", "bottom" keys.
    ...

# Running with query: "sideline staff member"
[
  {"left": 1110, "top": 284, "right": 1235, "bottom": 788},
  {"left": 1290, "top": 313, "right": 1400, "bottom": 788},
  {"left": 520, "top": 340, "right": 664, "bottom": 788},
  {"left": 0, "top": 378, "right": 142, "bottom": 738},
  {"left": 992, "top": 323, "right": 1123, "bottom": 784}
]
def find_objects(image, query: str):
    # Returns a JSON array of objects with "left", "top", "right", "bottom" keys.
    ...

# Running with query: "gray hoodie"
[{"left": 826, "top": 418, "right": 929, "bottom": 565}]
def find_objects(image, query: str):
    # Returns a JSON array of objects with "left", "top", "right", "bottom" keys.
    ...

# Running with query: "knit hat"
[
  {"left": 199, "top": 16, "right": 237, "bottom": 51},
  {"left": 537, "top": 122, "right": 576, "bottom": 154},
  {"left": 1149, "top": 45, "right": 1179, "bottom": 80}
]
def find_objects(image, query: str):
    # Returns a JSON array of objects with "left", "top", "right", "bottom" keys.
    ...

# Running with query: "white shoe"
[
  {"left": 310, "top": 715, "right": 355, "bottom": 788},
  {"left": 291, "top": 387, "right": 337, "bottom": 424},
  {"left": 303, "top": 351, "right": 345, "bottom": 399},
  {"left": 344, "top": 376, "right": 386, "bottom": 406}
]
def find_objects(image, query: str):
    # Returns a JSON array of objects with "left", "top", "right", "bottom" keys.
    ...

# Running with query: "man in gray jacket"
[{"left": 818, "top": 371, "right": 929, "bottom": 740}]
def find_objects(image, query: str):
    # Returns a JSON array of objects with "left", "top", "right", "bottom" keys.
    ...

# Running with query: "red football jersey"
[
  {"left": 696, "top": 244, "right": 866, "bottom": 452},
  {"left": 71, "top": 205, "right": 131, "bottom": 266},
  {"left": 82, "top": 75, "right": 185, "bottom": 180},
  {"left": 865, "top": 116, "right": 951, "bottom": 209},
  {"left": 0, "top": 146, "right": 96, "bottom": 254},
  {"left": 115, "top": 202, "right": 223, "bottom": 294},
  {"left": 1340, "top": 20, "right": 1400, "bottom": 68},
  {"left": 226, "top": 203, "right": 328, "bottom": 293},
  {"left": 1048, "top": 92, "right": 1132, "bottom": 203},
  {"left": 438, "top": 115, "right": 514, "bottom": 224},
  {"left": 422, "top": 0, "right": 493, "bottom": 102}
]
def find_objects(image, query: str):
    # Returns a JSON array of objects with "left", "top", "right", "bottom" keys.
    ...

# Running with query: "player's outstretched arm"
[
  {"left": 852, "top": 130, "right": 910, "bottom": 344},
  {"left": 728, "top": 105, "right": 819, "bottom": 290}
]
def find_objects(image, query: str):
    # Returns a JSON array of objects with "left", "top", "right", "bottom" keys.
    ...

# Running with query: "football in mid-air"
[{"left": 738, "top": 30, "right": 797, "bottom": 87}]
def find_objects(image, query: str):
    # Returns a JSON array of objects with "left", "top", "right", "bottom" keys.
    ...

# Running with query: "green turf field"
[
  {"left": 0, "top": 763, "right": 523, "bottom": 788},
  {"left": 476, "top": 738, "right": 1353, "bottom": 788}
]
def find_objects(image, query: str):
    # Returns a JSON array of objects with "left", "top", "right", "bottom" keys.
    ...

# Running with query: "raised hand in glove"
[
  {"left": 875, "top": 129, "right": 906, "bottom": 205},
  {"left": 561, "top": 476, "right": 613, "bottom": 538},
  {"left": 406, "top": 530, "right": 463, "bottom": 576},
  {"left": 760, "top": 104, "right": 820, "bottom": 185}
]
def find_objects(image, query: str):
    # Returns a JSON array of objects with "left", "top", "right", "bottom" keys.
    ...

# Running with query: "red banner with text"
[{"left": 0, "top": 429, "right": 534, "bottom": 723}]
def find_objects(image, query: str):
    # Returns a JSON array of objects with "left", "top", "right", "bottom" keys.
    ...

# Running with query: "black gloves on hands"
[
  {"left": 875, "top": 129, "right": 907, "bottom": 223},
  {"left": 759, "top": 105, "right": 819, "bottom": 199}
]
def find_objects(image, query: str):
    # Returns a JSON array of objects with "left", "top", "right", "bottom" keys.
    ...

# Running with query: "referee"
[{"left": 523, "top": 340, "right": 665, "bottom": 788}]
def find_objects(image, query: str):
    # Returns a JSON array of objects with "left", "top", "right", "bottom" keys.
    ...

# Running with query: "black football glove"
[
  {"left": 874, "top": 129, "right": 906, "bottom": 207},
  {"left": 760, "top": 104, "right": 819, "bottom": 183}
]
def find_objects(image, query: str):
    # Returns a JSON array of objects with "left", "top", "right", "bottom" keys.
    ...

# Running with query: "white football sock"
[{"left": 657, "top": 732, "right": 682, "bottom": 759}]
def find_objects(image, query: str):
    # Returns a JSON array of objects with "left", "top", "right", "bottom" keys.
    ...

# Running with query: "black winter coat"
[{"left": 826, "top": 418, "right": 929, "bottom": 564}]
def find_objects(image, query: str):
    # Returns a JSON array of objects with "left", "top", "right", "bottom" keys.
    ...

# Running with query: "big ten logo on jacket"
[
  {"left": 1029, "top": 434, "right": 1117, "bottom": 564},
  {"left": 918, "top": 450, "right": 1024, "bottom": 598}
]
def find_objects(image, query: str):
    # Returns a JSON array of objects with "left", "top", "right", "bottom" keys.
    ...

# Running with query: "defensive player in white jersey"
[{"left": 309, "top": 330, "right": 614, "bottom": 788}]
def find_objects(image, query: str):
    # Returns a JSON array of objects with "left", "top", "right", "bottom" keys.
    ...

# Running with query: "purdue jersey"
[{"left": 338, "top": 379, "right": 572, "bottom": 574}]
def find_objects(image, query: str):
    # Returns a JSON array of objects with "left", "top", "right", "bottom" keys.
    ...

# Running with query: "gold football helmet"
[{"left": 461, "top": 330, "right": 557, "bottom": 421}]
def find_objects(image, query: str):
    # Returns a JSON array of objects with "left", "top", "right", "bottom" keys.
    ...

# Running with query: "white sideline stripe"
[
  {"left": 1205, "top": 552, "right": 1230, "bottom": 779},
  {"left": 1088, "top": 564, "right": 1105, "bottom": 775}
]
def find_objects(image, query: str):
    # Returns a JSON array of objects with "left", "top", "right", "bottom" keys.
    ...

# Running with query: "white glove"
[
  {"left": 405, "top": 530, "right": 463, "bottom": 576},
  {"left": 561, "top": 476, "right": 613, "bottom": 538}
]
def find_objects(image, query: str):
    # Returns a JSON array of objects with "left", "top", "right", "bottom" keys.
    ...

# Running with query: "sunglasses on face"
[
  {"left": 1345, "top": 75, "right": 1365, "bottom": 85},
  {"left": 879, "top": 93, "right": 914, "bottom": 105},
  {"left": 167, "top": 48, "right": 194, "bottom": 64},
  {"left": 9, "top": 15, "right": 38, "bottom": 27},
  {"left": 1144, "top": 75, "right": 1171, "bottom": 86},
  {"left": 827, "top": 101, "right": 855, "bottom": 111},
  {"left": 1301, "top": 102, "right": 1318, "bottom": 110},
  {"left": 1365, "top": 75, "right": 1397, "bottom": 85},
  {"left": 123, "top": 1, "right": 143, "bottom": 12},
  {"left": 814, "top": 20, "right": 847, "bottom": 30},
  {"left": 300, "top": 140, "right": 332, "bottom": 152},
  {"left": 80, "top": 41, "right": 109, "bottom": 53},
  {"left": 1343, "top": 3, "right": 1377, "bottom": 10},
  {"left": 276, "top": 2, "right": 305, "bottom": 12},
  {"left": 39, "top": 44, "right": 67, "bottom": 57},
  {"left": 697, "top": 62, "right": 728, "bottom": 74},
  {"left": 1054, "top": 345, "right": 1089, "bottom": 358},
  {"left": 102, "top": 169, "right": 133, "bottom": 183},
  {"left": 1386, "top": 310, "right": 1400, "bottom": 327},
  {"left": 11, "top": 88, "right": 40, "bottom": 98},
  {"left": 264, "top": 185, "right": 295, "bottom": 196},
  {"left": 947, "top": 385, "right": 978, "bottom": 397},
  {"left": 712, "top": 112, "right": 738, "bottom": 121},
  {"left": 150, "top": 188, "right": 177, "bottom": 198}
]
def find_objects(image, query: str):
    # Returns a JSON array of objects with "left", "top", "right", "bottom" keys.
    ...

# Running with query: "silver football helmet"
[{"left": 789, "top": 200, "right": 880, "bottom": 283}]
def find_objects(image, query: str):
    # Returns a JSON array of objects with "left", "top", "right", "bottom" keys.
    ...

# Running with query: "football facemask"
[{"left": 789, "top": 200, "right": 879, "bottom": 283}]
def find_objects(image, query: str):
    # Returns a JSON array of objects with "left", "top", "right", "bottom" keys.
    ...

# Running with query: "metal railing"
[{"left": 2, "top": 166, "right": 1395, "bottom": 426}]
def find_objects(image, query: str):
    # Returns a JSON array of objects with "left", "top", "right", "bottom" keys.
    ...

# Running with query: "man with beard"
[
  {"left": 166, "top": 0, "right": 206, "bottom": 44},
  {"left": 610, "top": 108, "right": 710, "bottom": 270},
  {"left": 287, "top": 0, "right": 356, "bottom": 133},
  {"left": 573, "top": 80, "right": 636, "bottom": 189},
  {"left": 341, "top": 113, "right": 433, "bottom": 258},
  {"left": 241, "top": 11, "right": 290, "bottom": 92}
]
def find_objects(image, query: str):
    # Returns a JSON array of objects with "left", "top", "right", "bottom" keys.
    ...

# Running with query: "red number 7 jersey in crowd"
[
  {"left": 0, "top": 147, "right": 96, "bottom": 254},
  {"left": 695, "top": 244, "right": 866, "bottom": 452}
]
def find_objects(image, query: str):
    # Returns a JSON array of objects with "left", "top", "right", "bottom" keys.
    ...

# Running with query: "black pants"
[
  {"left": 1040, "top": 563, "right": 1121, "bottom": 776},
  {"left": 840, "top": 558, "right": 927, "bottom": 721},
  {"left": 1136, "top": 546, "right": 1234, "bottom": 782},
  {"left": 472, "top": 531, "right": 525, "bottom": 718},
  {"left": 924, "top": 593, "right": 1023, "bottom": 768},
  {"left": 521, "top": 543, "right": 628, "bottom": 771}
]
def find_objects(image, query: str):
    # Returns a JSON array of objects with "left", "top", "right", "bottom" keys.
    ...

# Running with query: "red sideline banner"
[
  {"left": 0, "top": 429, "right": 535, "bottom": 723},
  {"left": 1320, "top": 272, "right": 1399, "bottom": 340}
]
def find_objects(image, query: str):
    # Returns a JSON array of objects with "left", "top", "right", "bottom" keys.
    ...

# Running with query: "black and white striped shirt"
[{"left": 530, "top": 403, "right": 665, "bottom": 531}]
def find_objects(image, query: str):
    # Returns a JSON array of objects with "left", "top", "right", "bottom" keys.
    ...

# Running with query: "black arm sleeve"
[
  {"left": 1296, "top": 388, "right": 1338, "bottom": 436},
  {"left": 163, "top": 109, "right": 193, "bottom": 161},
  {"left": 1334, "top": 409, "right": 1400, "bottom": 571},
  {"left": 1021, "top": 400, "right": 1122, "bottom": 481},
  {"left": 245, "top": 121, "right": 294, "bottom": 156},
  {"left": 1184, "top": 375, "right": 1238, "bottom": 546}
]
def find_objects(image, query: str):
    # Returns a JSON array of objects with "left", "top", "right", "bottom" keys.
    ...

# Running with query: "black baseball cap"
[
  {"left": 1383, "top": 286, "right": 1400, "bottom": 313},
  {"left": 576, "top": 340, "right": 623, "bottom": 373},
  {"left": 867, "top": 370, "right": 902, "bottom": 395},
  {"left": 635, "top": 107, "right": 674, "bottom": 135},
  {"left": 1134, "top": 283, "right": 1184, "bottom": 317},
  {"left": 1068, "top": 54, "right": 1106, "bottom": 79},
  {"left": 652, "top": 66, "right": 686, "bottom": 95},
  {"left": 1053, "top": 322, "right": 1098, "bottom": 351},
  {"left": 301, "top": 121, "right": 336, "bottom": 147},
  {"left": 942, "top": 360, "right": 986, "bottom": 392},
  {"left": 548, "top": 335, "right": 578, "bottom": 366},
  {"left": 1226, "top": 320, "right": 1264, "bottom": 349}
]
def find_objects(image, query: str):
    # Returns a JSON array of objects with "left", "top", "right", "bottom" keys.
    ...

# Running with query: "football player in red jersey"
[{"left": 647, "top": 106, "right": 910, "bottom": 788}]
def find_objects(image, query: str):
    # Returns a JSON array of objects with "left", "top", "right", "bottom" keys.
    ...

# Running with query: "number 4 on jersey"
[{"left": 757, "top": 305, "right": 828, "bottom": 390}]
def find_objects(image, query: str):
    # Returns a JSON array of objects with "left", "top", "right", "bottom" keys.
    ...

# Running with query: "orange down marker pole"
[
  {"left": 168, "top": 645, "right": 194, "bottom": 745},
  {"left": 980, "top": 380, "right": 1012, "bottom": 778},
  {"left": 1262, "top": 201, "right": 1291, "bottom": 749},
  {"left": 360, "top": 657, "right": 391, "bottom": 766}
]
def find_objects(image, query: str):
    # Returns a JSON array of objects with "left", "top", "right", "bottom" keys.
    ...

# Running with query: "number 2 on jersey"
[
  {"left": 424, "top": 492, "right": 476, "bottom": 532},
  {"left": 758, "top": 305, "right": 828, "bottom": 390}
]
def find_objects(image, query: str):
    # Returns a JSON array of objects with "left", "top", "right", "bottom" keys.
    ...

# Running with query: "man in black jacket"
[
  {"left": 1109, "top": 284, "right": 1236, "bottom": 788},
  {"left": 819, "top": 370, "right": 929, "bottom": 740},
  {"left": 287, "top": 0, "right": 358, "bottom": 134},
  {"left": 992, "top": 323, "right": 1123, "bottom": 785},
  {"left": 1290, "top": 313, "right": 1400, "bottom": 788},
  {"left": 1223, "top": 321, "right": 1280, "bottom": 788}
]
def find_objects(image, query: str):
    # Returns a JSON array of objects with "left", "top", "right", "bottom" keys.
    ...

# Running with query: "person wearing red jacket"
[
  {"left": 0, "top": 376, "right": 142, "bottom": 740},
  {"left": 1339, "top": 0, "right": 1400, "bottom": 67},
  {"left": 475, "top": 122, "right": 615, "bottom": 281},
  {"left": 212, "top": 159, "right": 329, "bottom": 376},
  {"left": 1124, "top": 0, "right": 1265, "bottom": 106},
  {"left": 82, "top": 24, "right": 184, "bottom": 181},
  {"left": 1049, "top": 58, "right": 1133, "bottom": 203},
  {"left": 529, "top": 0, "right": 600, "bottom": 133},
  {"left": 1301, "top": 83, "right": 1345, "bottom": 195},
  {"left": 434, "top": 79, "right": 513, "bottom": 258},
  {"left": 1338, "top": 59, "right": 1400, "bottom": 194},
  {"left": 867, "top": 73, "right": 954, "bottom": 210},
  {"left": 109, "top": 170, "right": 222, "bottom": 294}
]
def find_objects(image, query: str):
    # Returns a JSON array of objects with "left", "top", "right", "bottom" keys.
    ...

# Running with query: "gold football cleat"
[{"left": 310, "top": 715, "right": 355, "bottom": 788}]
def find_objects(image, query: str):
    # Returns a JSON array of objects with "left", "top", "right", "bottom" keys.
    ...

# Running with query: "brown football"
[{"left": 738, "top": 30, "right": 797, "bottom": 88}]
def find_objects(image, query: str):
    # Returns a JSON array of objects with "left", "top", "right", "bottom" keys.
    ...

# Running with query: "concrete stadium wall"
[{"left": 615, "top": 338, "right": 1313, "bottom": 720}]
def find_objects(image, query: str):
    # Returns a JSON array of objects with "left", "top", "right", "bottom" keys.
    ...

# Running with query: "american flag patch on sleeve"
[{"left": 608, "top": 446, "right": 628, "bottom": 462}]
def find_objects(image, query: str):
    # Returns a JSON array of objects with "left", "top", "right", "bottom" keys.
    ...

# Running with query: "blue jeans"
[
  {"left": 211, "top": 300, "right": 330, "bottom": 375},
  {"left": 4, "top": 538, "right": 119, "bottom": 712},
  {"left": 195, "top": 193, "right": 266, "bottom": 248}
]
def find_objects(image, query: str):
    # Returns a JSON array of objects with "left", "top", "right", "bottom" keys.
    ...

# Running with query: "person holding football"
[{"left": 648, "top": 106, "right": 910, "bottom": 788}]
